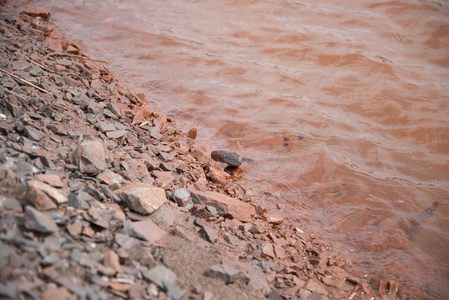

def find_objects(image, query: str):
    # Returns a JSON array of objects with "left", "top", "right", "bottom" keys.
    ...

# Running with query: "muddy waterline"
[{"left": 18, "top": 0, "right": 449, "bottom": 297}]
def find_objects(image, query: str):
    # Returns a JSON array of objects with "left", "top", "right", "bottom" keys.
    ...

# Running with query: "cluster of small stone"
[{"left": 0, "top": 5, "right": 401, "bottom": 300}]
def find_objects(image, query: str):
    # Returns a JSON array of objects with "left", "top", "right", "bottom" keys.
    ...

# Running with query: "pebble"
[{"left": 187, "top": 127, "right": 197, "bottom": 139}]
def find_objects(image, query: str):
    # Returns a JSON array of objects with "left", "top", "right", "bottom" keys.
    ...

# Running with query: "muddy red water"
[{"left": 15, "top": 0, "right": 449, "bottom": 297}]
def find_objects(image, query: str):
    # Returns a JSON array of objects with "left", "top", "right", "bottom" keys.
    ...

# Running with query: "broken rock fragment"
[
  {"left": 191, "top": 190, "right": 255, "bottom": 222},
  {"left": 73, "top": 140, "right": 106, "bottom": 175},
  {"left": 205, "top": 264, "right": 240, "bottom": 284},
  {"left": 116, "top": 183, "right": 167, "bottom": 215},
  {"left": 24, "top": 206, "right": 58, "bottom": 233},
  {"left": 144, "top": 264, "right": 184, "bottom": 300},
  {"left": 27, "top": 180, "right": 68, "bottom": 205}
]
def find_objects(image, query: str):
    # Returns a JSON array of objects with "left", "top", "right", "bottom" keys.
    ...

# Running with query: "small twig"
[
  {"left": 44, "top": 52, "right": 108, "bottom": 63},
  {"left": 18, "top": 50, "right": 53, "bottom": 74},
  {"left": 0, "top": 67, "right": 52, "bottom": 95},
  {"left": 18, "top": 51, "right": 90, "bottom": 89}
]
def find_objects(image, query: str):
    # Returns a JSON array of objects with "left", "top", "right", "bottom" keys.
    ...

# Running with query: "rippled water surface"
[{"left": 17, "top": 0, "right": 449, "bottom": 297}]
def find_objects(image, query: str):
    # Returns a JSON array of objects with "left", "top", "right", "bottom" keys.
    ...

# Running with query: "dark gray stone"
[
  {"left": 24, "top": 206, "right": 58, "bottom": 233},
  {"left": 211, "top": 150, "right": 242, "bottom": 167}
]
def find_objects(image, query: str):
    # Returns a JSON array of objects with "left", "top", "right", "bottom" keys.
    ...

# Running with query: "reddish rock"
[
  {"left": 104, "top": 250, "right": 123, "bottom": 273},
  {"left": 97, "top": 170, "right": 126, "bottom": 189},
  {"left": 108, "top": 282, "right": 132, "bottom": 292},
  {"left": 106, "top": 130, "right": 128, "bottom": 139},
  {"left": 66, "top": 45, "right": 79, "bottom": 54},
  {"left": 264, "top": 213, "right": 284, "bottom": 225},
  {"left": 67, "top": 221, "right": 82, "bottom": 236},
  {"left": 41, "top": 287, "right": 71, "bottom": 300},
  {"left": 23, "top": 6, "right": 51, "bottom": 19},
  {"left": 27, "top": 180, "right": 68, "bottom": 204},
  {"left": 262, "top": 243, "right": 275, "bottom": 259},
  {"left": 36, "top": 173, "right": 64, "bottom": 188},
  {"left": 82, "top": 226, "right": 95, "bottom": 238},
  {"left": 188, "top": 127, "right": 197, "bottom": 139},
  {"left": 12, "top": 143, "right": 57, "bottom": 161},
  {"left": 191, "top": 190, "right": 255, "bottom": 222},
  {"left": 24, "top": 185, "right": 57, "bottom": 211},
  {"left": 130, "top": 220, "right": 165, "bottom": 243},
  {"left": 306, "top": 279, "right": 328, "bottom": 295},
  {"left": 115, "top": 183, "right": 167, "bottom": 215},
  {"left": 208, "top": 167, "right": 229, "bottom": 186},
  {"left": 104, "top": 203, "right": 126, "bottom": 221},
  {"left": 152, "top": 170, "right": 174, "bottom": 188},
  {"left": 274, "top": 244, "right": 287, "bottom": 259}
]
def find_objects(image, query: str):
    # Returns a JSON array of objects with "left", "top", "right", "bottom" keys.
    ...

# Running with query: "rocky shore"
[{"left": 0, "top": 4, "right": 402, "bottom": 300}]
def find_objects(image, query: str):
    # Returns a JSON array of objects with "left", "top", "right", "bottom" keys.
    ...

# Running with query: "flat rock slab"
[
  {"left": 116, "top": 183, "right": 167, "bottom": 215},
  {"left": 205, "top": 264, "right": 241, "bottom": 284},
  {"left": 97, "top": 169, "right": 125, "bottom": 189},
  {"left": 191, "top": 190, "right": 255, "bottom": 222},
  {"left": 28, "top": 180, "right": 68, "bottom": 204},
  {"left": 36, "top": 173, "right": 64, "bottom": 188},
  {"left": 24, "top": 206, "right": 58, "bottom": 233},
  {"left": 73, "top": 140, "right": 106, "bottom": 175},
  {"left": 126, "top": 220, "right": 165, "bottom": 243},
  {"left": 143, "top": 265, "right": 177, "bottom": 288}
]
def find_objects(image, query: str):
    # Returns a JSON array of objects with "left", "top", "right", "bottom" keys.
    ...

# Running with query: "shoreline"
[{"left": 0, "top": 4, "right": 404, "bottom": 299}]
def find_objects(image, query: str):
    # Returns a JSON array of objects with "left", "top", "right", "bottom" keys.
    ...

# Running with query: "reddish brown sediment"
[{"left": 0, "top": 4, "right": 408, "bottom": 299}]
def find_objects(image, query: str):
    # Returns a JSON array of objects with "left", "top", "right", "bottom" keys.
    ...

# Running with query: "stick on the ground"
[
  {"left": 0, "top": 67, "right": 53, "bottom": 95},
  {"left": 44, "top": 52, "right": 108, "bottom": 63},
  {"left": 18, "top": 51, "right": 54, "bottom": 74}
]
